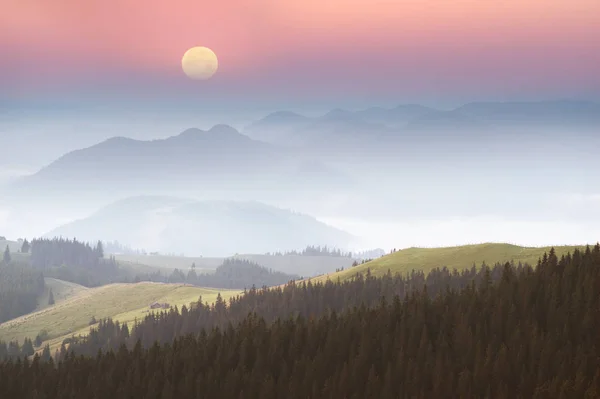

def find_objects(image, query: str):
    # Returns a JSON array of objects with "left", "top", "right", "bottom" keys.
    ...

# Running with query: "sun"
[{"left": 181, "top": 46, "right": 219, "bottom": 80}]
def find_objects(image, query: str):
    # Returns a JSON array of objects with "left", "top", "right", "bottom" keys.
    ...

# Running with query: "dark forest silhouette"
[{"left": 1, "top": 246, "right": 598, "bottom": 397}]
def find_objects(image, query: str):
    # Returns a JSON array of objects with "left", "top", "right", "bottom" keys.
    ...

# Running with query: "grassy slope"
[
  {"left": 34, "top": 278, "right": 89, "bottom": 312},
  {"left": 307, "top": 243, "right": 588, "bottom": 283},
  {"left": 0, "top": 282, "right": 240, "bottom": 349}
]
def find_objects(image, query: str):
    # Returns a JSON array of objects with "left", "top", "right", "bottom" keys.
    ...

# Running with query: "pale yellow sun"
[{"left": 181, "top": 46, "right": 218, "bottom": 80}]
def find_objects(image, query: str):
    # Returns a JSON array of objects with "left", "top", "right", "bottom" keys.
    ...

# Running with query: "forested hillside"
[
  {"left": 0, "top": 260, "right": 46, "bottom": 323},
  {"left": 30, "top": 238, "right": 129, "bottom": 287},
  {"left": 0, "top": 245, "right": 598, "bottom": 398}
]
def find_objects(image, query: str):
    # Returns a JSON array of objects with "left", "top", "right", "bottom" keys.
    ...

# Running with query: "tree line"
[
  {"left": 266, "top": 245, "right": 353, "bottom": 258},
  {"left": 133, "top": 258, "right": 299, "bottom": 289},
  {"left": 102, "top": 240, "right": 147, "bottom": 256},
  {"left": 29, "top": 238, "right": 128, "bottom": 287},
  {"left": 0, "top": 245, "right": 598, "bottom": 398}
]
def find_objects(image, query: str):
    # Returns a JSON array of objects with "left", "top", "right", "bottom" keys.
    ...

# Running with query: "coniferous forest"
[
  {"left": 0, "top": 260, "right": 45, "bottom": 323},
  {"left": 0, "top": 245, "right": 598, "bottom": 398},
  {"left": 29, "top": 238, "right": 125, "bottom": 287}
]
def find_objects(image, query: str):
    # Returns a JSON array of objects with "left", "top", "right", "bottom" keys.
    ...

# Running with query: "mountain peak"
[
  {"left": 208, "top": 124, "right": 240, "bottom": 135},
  {"left": 97, "top": 136, "right": 138, "bottom": 147},
  {"left": 175, "top": 125, "right": 243, "bottom": 141},
  {"left": 179, "top": 127, "right": 203, "bottom": 134}
]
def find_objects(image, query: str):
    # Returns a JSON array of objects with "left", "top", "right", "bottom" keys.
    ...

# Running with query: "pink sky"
[{"left": 2, "top": 0, "right": 599, "bottom": 101}]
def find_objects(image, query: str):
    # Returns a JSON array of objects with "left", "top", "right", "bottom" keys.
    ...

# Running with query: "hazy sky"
[
  {"left": 2, "top": 0, "right": 599, "bottom": 251},
  {"left": 2, "top": 0, "right": 599, "bottom": 109}
]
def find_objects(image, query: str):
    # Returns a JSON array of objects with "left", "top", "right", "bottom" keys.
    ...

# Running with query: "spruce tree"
[
  {"left": 21, "top": 338, "right": 34, "bottom": 357},
  {"left": 3, "top": 245, "right": 11, "bottom": 263},
  {"left": 20, "top": 239, "right": 30, "bottom": 254},
  {"left": 96, "top": 241, "right": 104, "bottom": 258},
  {"left": 48, "top": 289, "right": 55, "bottom": 306},
  {"left": 40, "top": 344, "right": 51, "bottom": 362}
]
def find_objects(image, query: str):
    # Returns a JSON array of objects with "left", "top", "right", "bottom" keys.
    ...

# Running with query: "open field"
[
  {"left": 0, "top": 281, "right": 240, "bottom": 348},
  {"left": 306, "top": 243, "right": 589, "bottom": 283}
]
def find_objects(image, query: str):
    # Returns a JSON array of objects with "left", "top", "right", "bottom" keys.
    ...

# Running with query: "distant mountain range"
[
  {"left": 3, "top": 124, "right": 352, "bottom": 208},
  {"left": 2, "top": 99, "right": 598, "bottom": 172},
  {"left": 244, "top": 104, "right": 435, "bottom": 141},
  {"left": 44, "top": 196, "right": 358, "bottom": 258},
  {"left": 456, "top": 100, "right": 600, "bottom": 128},
  {"left": 243, "top": 104, "right": 435, "bottom": 148},
  {"left": 2, "top": 99, "right": 599, "bottom": 235},
  {"left": 242, "top": 100, "right": 600, "bottom": 153}
]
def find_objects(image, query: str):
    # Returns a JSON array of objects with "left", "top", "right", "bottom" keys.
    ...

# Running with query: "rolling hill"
[
  {"left": 307, "top": 243, "right": 589, "bottom": 283},
  {"left": 44, "top": 196, "right": 358, "bottom": 266},
  {"left": 0, "top": 281, "right": 240, "bottom": 348}
]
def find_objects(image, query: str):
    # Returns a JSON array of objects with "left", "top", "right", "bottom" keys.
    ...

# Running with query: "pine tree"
[
  {"left": 96, "top": 241, "right": 104, "bottom": 258},
  {"left": 3, "top": 246, "right": 11, "bottom": 263},
  {"left": 40, "top": 344, "right": 51, "bottom": 362},
  {"left": 21, "top": 338, "right": 35, "bottom": 357},
  {"left": 48, "top": 289, "right": 55, "bottom": 306},
  {"left": 21, "top": 239, "right": 31, "bottom": 254}
]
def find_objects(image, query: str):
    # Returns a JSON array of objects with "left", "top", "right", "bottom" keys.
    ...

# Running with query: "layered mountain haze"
[
  {"left": 354, "top": 104, "right": 437, "bottom": 127},
  {"left": 3, "top": 2, "right": 600, "bottom": 394},
  {"left": 0, "top": 99, "right": 271, "bottom": 156},
  {"left": 242, "top": 100, "right": 600, "bottom": 160},
  {"left": 456, "top": 100, "right": 600, "bottom": 130},
  {"left": 243, "top": 111, "right": 312, "bottom": 145},
  {"left": 243, "top": 105, "right": 429, "bottom": 151},
  {"left": 3, "top": 124, "right": 351, "bottom": 209},
  {"left": 1, "top": 100, "right": 599, "bottom": 246},
  {"left": 44, "top": 196, "right": 358, "bottom": 258}
]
